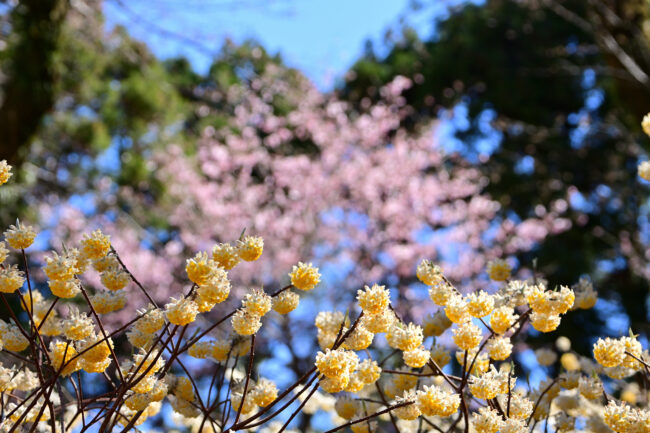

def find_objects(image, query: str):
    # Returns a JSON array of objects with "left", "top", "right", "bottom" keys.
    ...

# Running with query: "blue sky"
[{"left": 104, "top": 0, "right": 434, "bottom": 88}]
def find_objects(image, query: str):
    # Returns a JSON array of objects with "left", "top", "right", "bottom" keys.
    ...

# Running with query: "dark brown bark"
[{"left": 0, "top": 0, "right": 69, "bottom": 164}]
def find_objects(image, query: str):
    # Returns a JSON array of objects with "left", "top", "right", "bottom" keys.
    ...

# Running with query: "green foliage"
[{"left": 344, "top": 0, "right": 650, "bottom": 350}]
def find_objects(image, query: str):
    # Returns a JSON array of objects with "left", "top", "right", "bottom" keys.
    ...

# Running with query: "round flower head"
[
  {"left": 185, "top": 251, "right": 218, "bottom": 286},
  {"left": 490, "top": 306, "right": 518, "bottom": 334},
  {"left": 345, "top": 372, "right": 365, "bottom": 393},
  {"left": 147, "top": 381, "right": 169, "bottom": 402},
  {"left": 487, "top": 259, "right": 511, "bottom": 281},
  {"left": 129, "top": 350, "right": 165, "bottom": 377},
  {"left": 251, "top": 378, "right": 277, "bottom": 407},
  {"left": 195, "top": 293, "right": 215, "bottom": 313},
  {"left": 343, "top": 325, "right": 373, "bottom": 351},
  {"left": 469, "top": 367, "right": 503, "bottom": 400},
  {"left": 388, "top": 322, "right": 424, "bottom": 352},
  {"left": 416, "top": 385, "right": 459, "bottom": 417},
  {"left": 77, "top": 334, "right": 113, "bottom": 364},
  {"left": 578, "top": 376, "right": 603, "bottom": 400},
  {"left": 50, "top": 341, "right": 80, "bottom": 376},
  {"left": 0, "top": 265, "right": 24, "bottom": 293},
  {"left": 356, "top": 359, "right": 381, "bottom": 384},
  {"left": 93, "top": 255, "right": 119, "bottom": 273},
  {"left": 487, "top": 336, "right": 513, "bottom": 361},
  {"left": 452, "top": 321, "right": 483, "bottom": 350},
  {"left": 317, "top": 330, "right": 337, "bottom": 350},
  {"left": 429, "top": 282, "right": 455, "bottom": 306},
  {"left": 63, "top": 309, "right": 94, "bottom": 340},
  {"left": 127, "top": 328, "right": 156, "bottom": 349},
  {"left": 320, "top": 373, "right": 350, "bottom": 393},
  {"left": 506, "top": 393, "right": 533, "bottom": 420},
  {"left": 90, "top": 290, "right": 126, "bottom": 314},
  {"left": 171, "top": 396, "right": 200, "bottom": 418},
  {"left": 473, "top": 407, "right": 503, "bottom": 433},
  {"left": 361, "top": 308, "right": 395, "bottom": 334},
  {"left": 231, "top": 309, "right": 262, "bottom": 336},
  {"left": 575, "top": 286, "right": 598, "bottom": 309},
  {"left": 639, "top": 160, "right": 650, "bottom": 181},
  {"left": 230, "top": 391, "right": 256, "bottom": 414},
  {"left": 80, "top": 230, "right": 111, "bottom": 260},
  {"left": 173, "top": 376, "right": 195, "bottom": 401},
  {"left": 212, "top": 243, "right": 240, "bottom": 270},
  {"left": 315, "top": 311, "right": 350, "bottom": 334},
  {"left": 289, "top": 262, "right": 320, "bottom": 291},
  {"left": 403, "top": 345, "right": 430, "bottom": 368},
  {"left": 164, "top": 297, "right": 199, "bottom": 326},
  {"left": 394, "top": 390, "right": 420, "bottom": 420},
  {"left": 44, "top": 252, "right": 78, "bottom": 281},
  {"left": 237, "top": 236, "right": 264, "bottom": 261},
  {"left": 335, "top": 396, "right": 359, "bottom": 420},
  {"left": 525, "top": 284, "right": 551, "bottom": 313},
  {"left": 467, "top": 290, "right": 495, "bottom": 318},
  {"left": 549, "top": 286, "right": 575, "bottom": 315},
  {"left": 417, "top": 260, "right": 445, "bottom": 287},
  {"left": 100, "top": 267, "right": 130, "bottom": 291},
  {"left": 211, "top": 338, "right": 232, "bottom": 361},
  {"left": 356, "top": 284, "right": 390, "bottom": 315},
  {"left": 4, "top": 222, "right": 36, "bottom": 249},
  {"left": 315, "top": 348, "right": 358, "bottom": 379},
  {"left": 125, "top": 393, "right": 152, "bottom": 412},
  {"left": 445, "top": 293, "right": 470, "bottom": 324},
  {"left": 0, "top": 160, "right": 12, "bottom": 185},
  {"left": 603, "top": 401, "right": 636, "bottom": 433},
  {"left": 559, "top": 371, "right": 581, "bottom": 389},
  {"left": 242, "top": 288, "right": 272, "bottom": 317},
  {"left": 134, "top": 306, "right": 165, "bottom": 334},
  {"left": 530, "top": 312, "right": 561, "bottom": 333},
  {"left": 196, "top": 267, "right": 230, "bottom": 304},
  {"left": 49, "top": 278, "right": 80, "bottom": 299},
  {"left": 620, "top": 336, "right": 643, "bottom": 369},
  {"left": 0, "top": 242, "right": 8, "bottom": 264},
  {"left": 1, "top": 323, "right": 29, "bottom": 352},
  {"left": 272, "top": 290, "right": 299, "bottom": 314},
  {"left": 593, "top": 337, "right": 625, "bottom": 368},
  {"left": 423, "top": 310, "right": 452, "bottom": 337}
]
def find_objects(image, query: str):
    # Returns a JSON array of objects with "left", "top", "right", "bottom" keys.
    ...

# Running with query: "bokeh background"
[{"left": 1, "top": 0, "right": 650, "bottom": 430}]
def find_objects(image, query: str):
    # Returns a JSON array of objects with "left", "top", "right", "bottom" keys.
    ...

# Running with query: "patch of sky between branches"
[{"left": 435, "top": 102, "right": 502, "bottom": 163}]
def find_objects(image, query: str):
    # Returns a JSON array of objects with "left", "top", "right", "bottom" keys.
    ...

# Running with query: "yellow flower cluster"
[
  {"left": 416, "top": 384, "right": 460, "bottom": 417},
  {"left": 4, "top": 222, "right": 37, "bottom": 250},
  {"left": 486, "top": 258, "right": 511, "bottom": 281},
  {"left": 0, "top": 320, "right": 29, "bottom": 352},
  {"left": 289, "top": 261, "right": 320, "bottom": 291},
  {"left": 165, "top": 297, "right": 199, "bottom": 326},
  {"left": 356, "top": 283, "right": 390, "bottom": 314},
  {"left": 593, "top": 335, "right": 643, "bottom": 369},
  {"left": 525, "top": 284, "right": 575, "bottom": 333},
  {"left": 0, "top": 160, "right": 12, "bottom": 185},
  {"left": 272, "top": 289, "right": 300, "bottom": 314},
  {"left": 231, "top": 288, "right": 273, "bottom": 336},
  {"left": 0, "top": 265, "right": 24, "bottom": 294}
]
